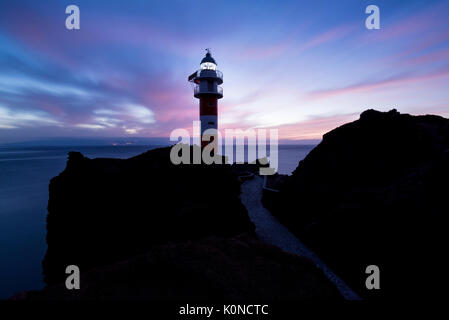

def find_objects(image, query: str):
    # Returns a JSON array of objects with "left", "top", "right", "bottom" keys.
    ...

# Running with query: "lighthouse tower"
[{"left": 188, "top": 49, "right": 223, "bottom": 149}]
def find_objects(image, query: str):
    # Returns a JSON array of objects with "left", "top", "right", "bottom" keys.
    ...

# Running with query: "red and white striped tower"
[{"left": 188, "top": 49, "right": 223, "bottom": 149}]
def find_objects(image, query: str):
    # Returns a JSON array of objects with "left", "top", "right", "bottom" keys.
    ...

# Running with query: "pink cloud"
[
  {"left": 307, "top": 67, "right": 449, "bottom": 100},
  {"left": 297, "top": 24, "right": 356, "bottom": 53},
  {"left": 401, "top": 47, "right": 449, "bottom": 67},
  {"left": 380, "top": 29, "right": 449, "bottom": 67},
  {"left": 271, "top": 113, "right": 359, "bottom": 140},
  {"left": 233, "top": 23, "right": 355, "bottom": 61}
]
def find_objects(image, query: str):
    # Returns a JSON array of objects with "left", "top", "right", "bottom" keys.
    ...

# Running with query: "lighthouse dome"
[
  {"left": 201, "top": 52, "right": 216, "bottom": 65},
  {"left": 200, "top": 51, "right": 217, "bottom": 70}
]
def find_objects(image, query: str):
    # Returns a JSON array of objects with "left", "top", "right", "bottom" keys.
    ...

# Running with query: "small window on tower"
[
  {"left": 208, "top": 122, "right": 214, "bottom": 125},
  {"left": 208, "top": 102, "right": 213, "bottom": 107}
]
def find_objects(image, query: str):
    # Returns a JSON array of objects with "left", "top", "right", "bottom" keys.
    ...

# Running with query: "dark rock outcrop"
[
  {"left": 26, "top": 235, "right": 341, "bottom": 300},
  {"left": 38, "top": 145, "right": 341, "bottom": 300},
  {"left": 43, "top": 146, "right": 255, "bottom": 286},
  {"left": 266, "top": 109, "right": 449, "bottom": 298}
]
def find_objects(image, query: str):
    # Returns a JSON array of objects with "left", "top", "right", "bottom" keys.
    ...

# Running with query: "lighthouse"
[{"left": 188, "top": 49, "right": 223, "bottom": 149}]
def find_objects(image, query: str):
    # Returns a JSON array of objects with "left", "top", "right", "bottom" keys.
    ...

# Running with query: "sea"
[{"left": 0, "top": 144, "right": 314, "bottom": 299}]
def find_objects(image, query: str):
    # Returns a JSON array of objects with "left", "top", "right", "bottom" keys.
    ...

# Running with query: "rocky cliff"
[
  {"left": 266, "top": 109, "right": 449, "bottom": 298},
  {"left": 34, "top": 145, "right": 340, "bottom": 300},
  {"left": 43, "top": 146, "right": 256, "bottom": 285}
]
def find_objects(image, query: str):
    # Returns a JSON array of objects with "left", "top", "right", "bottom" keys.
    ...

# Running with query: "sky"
[{"left": 0, "top": 0, "right": 448, "bottom": 143}]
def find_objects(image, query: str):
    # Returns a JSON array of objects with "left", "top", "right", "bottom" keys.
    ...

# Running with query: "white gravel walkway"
[{"left": 240, "top": 176, "right": 361, "bottom": 300}]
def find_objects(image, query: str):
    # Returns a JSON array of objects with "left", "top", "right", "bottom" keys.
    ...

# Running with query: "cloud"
[
  {"left": 297, "top": 24, "right": 355, "bottom": 53},
  {"left": 75, "top": 124, "right": 106, "bottom": 130},
  {"left": 72, "top": 104, "right": 155, "bottom": 134},
  {"left": 0, "top": 105, "right": 60, "bottom": 129},
  {"left": 306, "top": 67, "right": 449, "bottom": 101},
  {"left": 0, "top": 74, "right": 94, "bottom": 98},
  {"left": 275, "top": 112, "right": 360, "bottom": 140},
  {"left": 124, "top": 104, "right": 155, "bottom": 124}
]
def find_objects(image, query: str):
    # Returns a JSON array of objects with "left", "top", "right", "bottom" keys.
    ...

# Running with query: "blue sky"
[{"left": 0, "top": 0, "right": 448, "bottom": 143}]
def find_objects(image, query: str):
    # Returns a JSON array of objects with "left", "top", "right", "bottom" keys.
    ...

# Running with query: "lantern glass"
[{"left": 200, "top": 62, "right": 216, "bottom": 70}]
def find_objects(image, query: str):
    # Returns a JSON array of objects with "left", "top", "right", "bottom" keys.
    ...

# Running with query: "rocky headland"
[
  {"left": 264, "top": 109, "right": 449, "bottom": 298},
  {"left": 18, "top": 146, "right": 341, "bottom": 300}
]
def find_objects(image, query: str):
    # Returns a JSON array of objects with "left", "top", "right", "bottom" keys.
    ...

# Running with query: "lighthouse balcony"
[
  {"left": 194, "top": 84, "right": 223, "bottom": 98},
  {"left": 189, "top": 69, "right": 223, "bottom": 84}
]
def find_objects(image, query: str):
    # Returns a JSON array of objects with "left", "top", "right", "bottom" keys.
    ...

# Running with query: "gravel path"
[{"left": 241, "top": 176, "right": 361, "bottom": 300}]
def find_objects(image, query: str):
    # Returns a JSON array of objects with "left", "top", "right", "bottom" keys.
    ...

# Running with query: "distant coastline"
[{"left": 0, "top": 137, "right": 321, "bottom": 147}]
